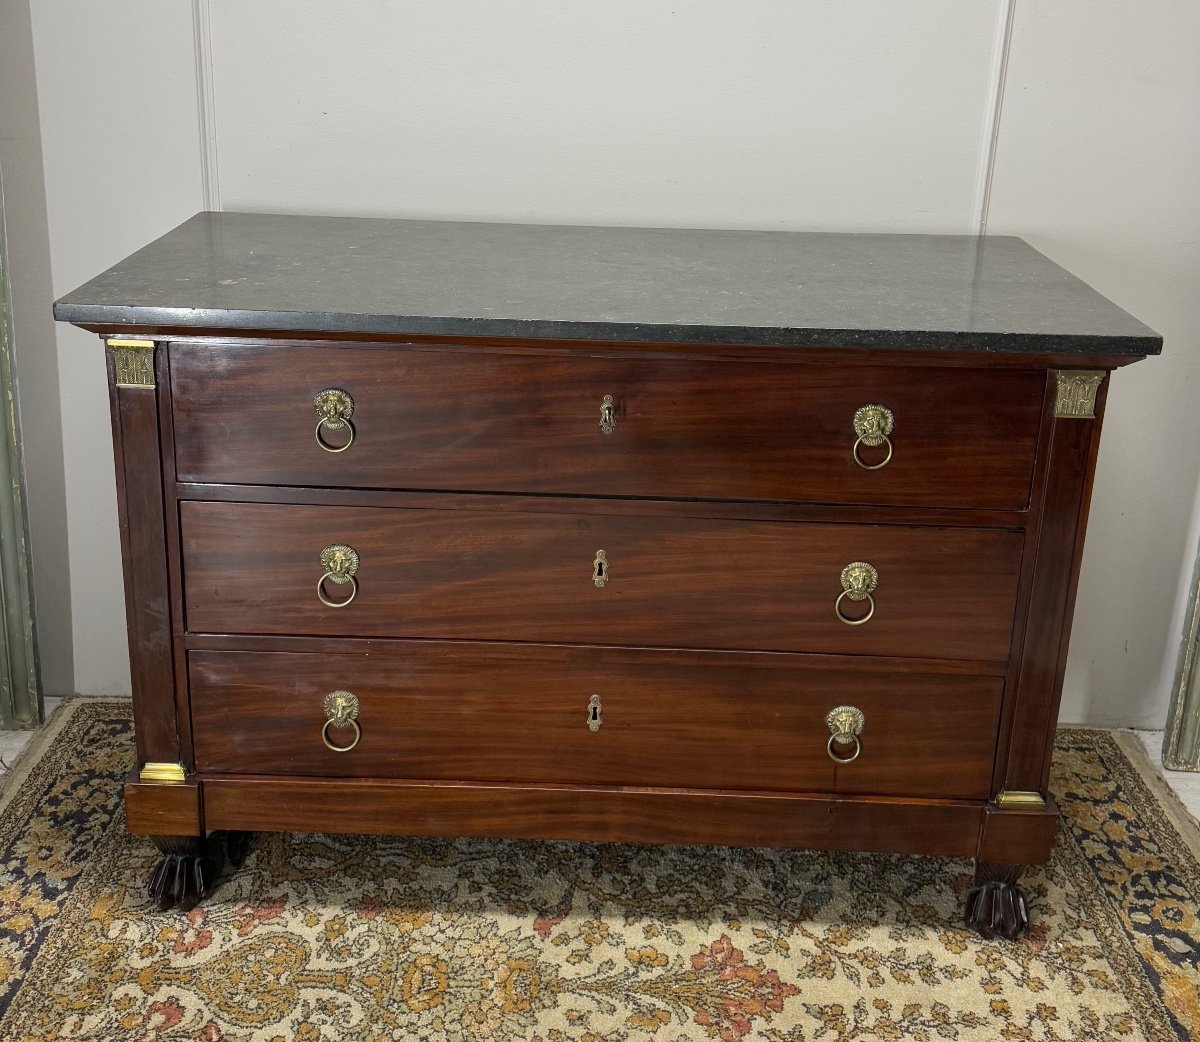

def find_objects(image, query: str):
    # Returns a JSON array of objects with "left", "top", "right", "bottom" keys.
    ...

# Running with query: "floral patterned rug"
[{"left": 1, "top": 700, "right": 1197, "bottom": 1041}]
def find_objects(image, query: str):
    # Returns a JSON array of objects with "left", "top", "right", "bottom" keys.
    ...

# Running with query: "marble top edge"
[
  {"left": 50, "top": 302, "right": 1160, "bottom": 356},
  {"left": 54, "top": 211, "right": 1163, "bottom": 357}
]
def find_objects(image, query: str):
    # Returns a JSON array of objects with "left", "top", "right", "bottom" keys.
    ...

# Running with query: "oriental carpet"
[{"left": 0, "top": 701, "right": 1197, "bottom": 1040}]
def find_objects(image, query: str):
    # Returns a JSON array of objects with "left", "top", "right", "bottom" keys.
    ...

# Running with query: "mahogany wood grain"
[
  {"left": 124, "top": 774, "right": 202, "bottom": 836},
  {"left": 177, "top": 481, "right": 1032, "bottom": 531},
  {"left": 156, "top": 351, "right": 196, "bottom": 769},
  {"left": 201, "top": 776, "right": 984, "bottom": 857},
  {"left": 182, "top": 634, "right": 1007, "bottom": 678},
  {"left": 107, "top": 344, "right": 179, "bottom": 765},
  {"left": 180, "top": 501, "right": 1024, "bottom": 660},
  {"left": 82, "top": 305, "right": 1145, "bottom": 915},
  {"left": 188, "top": 645, "right": 1003, "bottom": 798},
  {"left": 975, "top": 798, "right": 1060, "bottom": 866},
  {"left": 170, "top": 343, "right": 1043, "bottom": 509},
  {"left": 1003, "top": 381, "right": 1108, "bottom": 793},
  {"left": 989, "top": 372, "right": 1058, "bottom": 796}
]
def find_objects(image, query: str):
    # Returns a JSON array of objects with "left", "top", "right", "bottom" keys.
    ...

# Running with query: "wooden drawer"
[
  {"left": 170, "top": 343, "right": 1043, "bottom": 509},
  {"left": 189, "top": 645, "right": 1004, "bottom": 799},
  {"left": 181, "top": 501, "right": 1023, "bottom": 661}
]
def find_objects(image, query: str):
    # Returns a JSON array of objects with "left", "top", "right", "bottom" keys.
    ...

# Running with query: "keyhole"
[
  {"left": 587, "top": 694, "right": 603, "bottom": 732},
  {"left": 593, "top": 550, "right": 608, "bottom": 588}
]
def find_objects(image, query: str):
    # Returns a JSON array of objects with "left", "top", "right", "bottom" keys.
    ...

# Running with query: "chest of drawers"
[{"left": 55, "top": 213, "right": 1160, "bottom": 939}]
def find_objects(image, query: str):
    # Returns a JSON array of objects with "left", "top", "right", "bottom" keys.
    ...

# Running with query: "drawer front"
[
  {"left": 189, "top": 645, "right": 1004, "bottom": 799},
  {"left": 181, "top": 502, "right": 1023, "bottom": 661},
  {"left": 171, "top": 343, "right": 1043, "bottom": 508}
]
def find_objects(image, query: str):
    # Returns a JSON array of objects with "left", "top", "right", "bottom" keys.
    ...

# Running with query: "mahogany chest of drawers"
[{"left": 55, "top": 213, "right": 1160, "bottom": 938}]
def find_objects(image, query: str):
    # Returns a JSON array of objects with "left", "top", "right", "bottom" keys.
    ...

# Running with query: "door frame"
[
  {"left": 0, "top": 166, "right": 43, "bottom": 729},
  {"left": 1165, "top": 552, "right": 1200, "bottom": 770}
]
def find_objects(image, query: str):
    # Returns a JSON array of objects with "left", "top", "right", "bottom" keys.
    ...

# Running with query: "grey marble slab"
[{"left": 54, "top": 212, "right": 1161, "bottom": 355}]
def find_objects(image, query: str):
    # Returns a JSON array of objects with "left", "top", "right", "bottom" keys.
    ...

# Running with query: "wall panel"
[
  {"left": 210, "top": 0, "right": 999, "bottom": 232},
  {"left": 986, "top": 1, "right": 1200, "bottom": 726},
  {"left": 30, "top": 0, "right": 205, "bottom": 694},
  {"left": 25, "top": 1, "right": 1193, "bottom": 731}
]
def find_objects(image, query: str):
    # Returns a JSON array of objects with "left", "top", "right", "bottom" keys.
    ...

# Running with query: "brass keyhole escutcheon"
[
  {"left": 314, "top": 388, "right": 356, "bottom": 453},
  {"left": 825, "top": 704, "right": 864, "bottom": 764},
  {"left": 593, "top": 549, "right": 608, "bottom": 588},
  {"left": 599, "top": 395, "right": 616, "bottom": 435},
  {"left": 587, "top": 694, "right": 603, "bottom": 732},
  {"left": 852, "top": 404, "right": 894, "bottom": 470}
]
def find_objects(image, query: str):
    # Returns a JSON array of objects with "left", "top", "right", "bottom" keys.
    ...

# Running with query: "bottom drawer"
[{"left": 189, "top": 644, "right": 1003, "bottom": 799}]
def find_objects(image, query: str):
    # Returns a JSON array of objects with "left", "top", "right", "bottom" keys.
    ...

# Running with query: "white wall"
[
  {"left": 0, "top": 0, "right": 72, "bottom": 696},
  {"left": 209, "top": 1, "right": 999, "bottom": 231},
  {"left": 986, "top": 1, "right": 1200, "bottom": 726},
  {"left": 14, "top": 2, "right": 1197, "bottom": 728},
  {"left": 27, "top": 1, "right": 204, "bottom": 694}
]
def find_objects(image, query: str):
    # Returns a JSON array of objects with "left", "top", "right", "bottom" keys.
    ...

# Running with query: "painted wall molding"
[
  {"left": 1164, "top": 548, "right": 1200, "bottom": 770},
  {"left": 192, "top": 0, "right": 221, "bottom": 212},
  {"left": 972, "top": 0, "right": 1016, "bottom": 235},
  {"left": 0, "top": 165, "right": 43, "bottom": 729}
]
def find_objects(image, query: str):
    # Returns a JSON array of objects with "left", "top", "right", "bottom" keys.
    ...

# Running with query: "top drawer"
[{"left": 170, "top": 343, "right": 1044, "bottom": 508}]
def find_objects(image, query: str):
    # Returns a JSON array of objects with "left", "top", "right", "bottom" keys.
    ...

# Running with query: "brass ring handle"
[
  {"left": 826, "top": 733, "right": 862, "bottom": 764},
  {"left": 835, "top": 561, "right": 878, "bottom": 625},
  {"left": 852, "top": 404, "right": 894, "bottom": 470},
  {"left": 314, "top": 388, "right": 355, "bottom": 453},
  {"left": 317, "top": 572, "right": 358, "bottom": 608},
  {"left": 321, "top": 691, "right": 361, "bottom": 752},
  {"left": 322, "top": 717, "right": 361, "bottom": 752},
  {"left": 317, "top": 544, "right": 359, "bottom": 608},
  {"left": 834, "top": 589, "right": 875, "bottom": 625},
  {"left": 852, "top": 434, "right": 893, "bottom": 470},
  {"left": 315, "top": 417, "right": 356, "bottom": 453},
  {"left": 826, "top": 705, "right": 864, "bottom": 764}
]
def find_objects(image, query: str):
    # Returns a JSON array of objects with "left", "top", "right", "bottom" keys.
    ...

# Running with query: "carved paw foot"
[
  {"left": 147, "top": 836, "right": 224, "bottom": 912},
  {"left": 965, "top": 863, "right": 1029, "bottom": 940},
  {"left": 146, "top": 832, "right": 254, "bottom": 911}
]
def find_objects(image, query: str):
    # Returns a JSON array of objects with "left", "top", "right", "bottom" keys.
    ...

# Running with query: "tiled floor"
[
  {"left": 1134, "top": 729, "right": 1200, "bottom": 818},
  {"left": 0, "top": 696, "right": 65, "bottom": 774},
  {"left": 2, "top": 707, "right": 1200, "bottom": 820}
]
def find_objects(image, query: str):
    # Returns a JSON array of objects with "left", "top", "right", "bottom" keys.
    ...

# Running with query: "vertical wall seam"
[
  {"left": 972, "top": 0, "right": 1017, "bottom": 236},
  {"left": 191, "top": 0, "right": 221, "bottom": 212}
]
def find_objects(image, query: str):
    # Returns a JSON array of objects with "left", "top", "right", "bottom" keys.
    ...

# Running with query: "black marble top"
[{"left": 54, "top": 211, "right": 1161, "bottom": 356}]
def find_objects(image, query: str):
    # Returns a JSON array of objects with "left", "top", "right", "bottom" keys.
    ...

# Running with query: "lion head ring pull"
[
  {"left": 825, "top": 705, "right": 864, "bottom": 764},
  {"left": 852, "top": 404, "right": 894, "bottom": 470},
  {"left": 835, "top": 561, "right": 878, "bottom": 625},
  {"left": 317, "top": 544, "right": 360, "bottom": 608},
  {"left": 314, "top": 388, "right": 355, "bottom": 453},
  {"left": 322, "top": 690, "right": 361, "bottom": 752}
]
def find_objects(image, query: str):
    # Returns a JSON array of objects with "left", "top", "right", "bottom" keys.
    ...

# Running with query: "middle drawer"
[{"left": 181, "top": 502, "right": 1023, "bottom": 661}]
